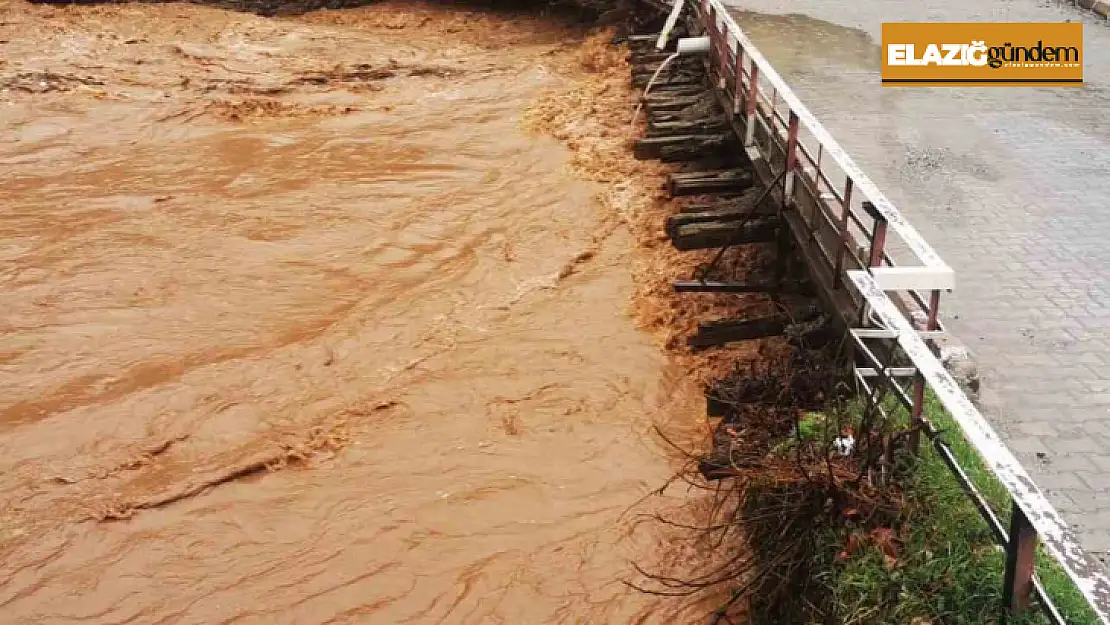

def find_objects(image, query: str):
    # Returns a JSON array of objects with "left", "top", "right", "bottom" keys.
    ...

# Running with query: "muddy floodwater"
[{"left": 0, "top": 2, "right": 707, "bottom": 622}]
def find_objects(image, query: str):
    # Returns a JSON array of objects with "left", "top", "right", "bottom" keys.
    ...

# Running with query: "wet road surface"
[
  {"left": 724, "top": 0, "right": 1110, "bottom": 559},
  {"left": 0, "top": 2, "right": 709, "bottom": 622}
]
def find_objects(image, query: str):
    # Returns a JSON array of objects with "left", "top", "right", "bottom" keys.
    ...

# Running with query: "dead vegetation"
[
  {"left": 0, "top": 71, "right": 105, "bottom": 93},
  {"left": 204, "top": 98, "right": 359, "bottom": 121},
  {"left": 627, "top": 338, "right": 936, "bottom": 623}
]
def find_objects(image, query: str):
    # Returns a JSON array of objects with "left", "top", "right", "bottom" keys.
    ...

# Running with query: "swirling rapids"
[{"left": 0, "top": 2, "right": 705, "bottom": 623}]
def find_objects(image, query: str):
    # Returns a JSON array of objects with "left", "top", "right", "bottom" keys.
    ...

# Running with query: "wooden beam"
[
  {"left": 647, "top": 116, "right": 730, "bottom": 138},
  {"left": 641, "top": 83, "right": 705, "bottom": 98},
  {"left": 667, "top": 169, "right": 754, "bottom": 197},
  {"left": 673, "top": 280, "right": 813, "bottom": 295},
  {"left": 644, "top": 94, "right": 712, "bottom": 112},
  {"left": 659, "top": 136, "right": 737, "bottom": 163},
  {"left": 632, "top": 71, "right": 703, "bottom": 89},
  {"left": 633, "top": 133, "right": 734, "bottom": 160},
  {"left": 673, "top": 280, "right": 779, "bottom": 293},
  {"left": 666, "top": 203, "right": 773, "bottom": 234},
  {"left": 687, "top": 315, "right": 788, "bottom": 348},
  {"left": 670, "top": 217, "right": 778, "bottom": 251}
]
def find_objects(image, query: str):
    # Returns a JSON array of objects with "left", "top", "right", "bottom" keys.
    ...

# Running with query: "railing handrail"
[
  {"left": 704, "top": 0, "right": 954, "bottom": 293},
  {"left": 688, "top": 1, "right": 1110, "bottom": 620},
  {"left": 851, "top": 270, "right": 1110, "bottom": 624}
]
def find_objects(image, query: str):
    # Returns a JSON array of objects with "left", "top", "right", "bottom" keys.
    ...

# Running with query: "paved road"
[{"left": 721, "top": 0, "right": 1110, "bottom": 559}]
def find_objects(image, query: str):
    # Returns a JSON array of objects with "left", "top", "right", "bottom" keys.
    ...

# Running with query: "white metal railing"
[{"left": 683, "top": 0, "right": 1110, "bottom": 621}]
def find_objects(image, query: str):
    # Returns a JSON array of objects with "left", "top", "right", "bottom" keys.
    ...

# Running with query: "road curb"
[{"left": 1077, "top": 0, "right": 1110, "bottom": 19}]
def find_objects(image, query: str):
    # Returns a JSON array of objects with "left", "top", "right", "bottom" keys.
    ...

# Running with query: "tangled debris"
[
  {"left": 630, "top": 331, "right": 932, "bottom": 622},
  {"left": 1, "top": 71, "right": 105, "bottom": 93},
  {"left": 88, "top": 422, "right": 355, "bottom": 522}
]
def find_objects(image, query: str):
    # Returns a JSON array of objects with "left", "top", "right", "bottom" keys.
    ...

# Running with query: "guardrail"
[{"left": 682, "top": 0, "right": 1110, "bottom": 621}]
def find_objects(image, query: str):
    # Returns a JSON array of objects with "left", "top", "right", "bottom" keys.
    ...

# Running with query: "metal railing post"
[
  {"left": 832, "top": 178, "right": 854, "bottom": 288},
  {"left": 908, "top": 289, "right": 941, "bottom": 453},
  {"left": 1003, "top": 501, "right": 1038, "bottom": 613},
  {"left": 858, "top": 201, "right": 889, "bottom": 330},
  {"left": 705, "top": 6, "right": 721, "bottom": 89},
  {"left": 700, "top": 0, "right": 713, "bottom": 78},
  {"left": 732, "top": 45, "right": 744, "bottom": 116},
  {"left": 744, "top": 60, "right": 758, "bottom": 146},
  {"left": 784, "top": 111, "right": 800, "bottom": 201},
  {"left": 864, "top": 201, "right": 887, "bottom": 269},
  {"left": 715, "top": 20, "right": 729, "bottom": 90}
]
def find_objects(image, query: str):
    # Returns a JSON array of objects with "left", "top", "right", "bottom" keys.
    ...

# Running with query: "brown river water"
[{"left": 0, "top": 2, "right": 715, "bottom": 622}]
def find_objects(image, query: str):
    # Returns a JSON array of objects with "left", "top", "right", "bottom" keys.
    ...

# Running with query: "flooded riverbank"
[{"left": 0, "top": 2, "right": 716, "bottom": 621}]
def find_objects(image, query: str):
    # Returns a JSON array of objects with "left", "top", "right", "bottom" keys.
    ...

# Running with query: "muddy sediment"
[{"left": 0, "top": 1, "right": 734, "bottom": 622}]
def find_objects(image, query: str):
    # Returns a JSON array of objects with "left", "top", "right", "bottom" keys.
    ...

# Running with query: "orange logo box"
[{"left": 881, "top": 22, "right": 1083, "bottom": 87}]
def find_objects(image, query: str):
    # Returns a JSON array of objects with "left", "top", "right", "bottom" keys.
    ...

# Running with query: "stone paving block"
[
  {"left": 1036, "top": 472, "right": 1088, "bottom": 492},
  {"left": 1093, "top": 456, "right": 1110, "bottom": 473},
  {"left": 1039, "top": 454, "right": 1099, "bottom": 473},
  {"left": 1079, "top": 472, "right": 1110, "bottom": 492},
  {"left": 1006, "top": 436, "right": 1051, "bottom": 455},
  {"left": 1015, "top": 420, "right": 1058, "bottom": 438},
  {"left": 1050, "top": 437, "right": 1104, "bottom": 455}
]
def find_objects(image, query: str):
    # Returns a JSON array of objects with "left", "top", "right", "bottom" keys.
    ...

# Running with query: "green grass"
[{"left": 820, "top": 393, "right": 1101, "bottom": 625}]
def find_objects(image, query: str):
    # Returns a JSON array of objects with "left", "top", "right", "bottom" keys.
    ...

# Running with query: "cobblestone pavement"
[{"left": 722, "top": 0, "right": 1110, "bottom": 558}]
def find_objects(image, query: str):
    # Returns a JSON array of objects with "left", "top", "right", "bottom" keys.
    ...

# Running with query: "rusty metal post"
[
  {"left": 716, "top": 24, "right": 729, "bottom": 90},
  {"left": 770, "top": 111, "right": 801, "bottom": 291},
  {"left": 744, "top": 60, "right": 758, "bottom": 146},
  {"left": 858, "top": 201, "right": 889, "bottom": 330},
  {"left": 908, "top": 289, "right": 941, "bottom": 454},
  {"left": 832, "top": 178, "right": 854, "bottom": 288},
  {"left": 732, "top": 46, "right": 744, "bottom": 116},
  {"left": 784, "top": 111, "right": 800, "bottom": 202},
  {"left": 863, "top": 201, "right": 888, "bottom": 269},
  {"left": 705, "top": 5, "right": 719, "bottom": 87},
  {"left": 1003, "top": 501, "right": 1038, "bottom": 613}
]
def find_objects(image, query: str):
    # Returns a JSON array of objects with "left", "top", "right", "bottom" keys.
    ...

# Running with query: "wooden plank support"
[
  {"left": 631, "top": 56, "right": 701, "bottom": 74},
  {"left": 642, "top": 88, "right": 708, "bottom": 105},
  {"left": 666, "top": 203, "right": 774, "bottom": 234},
  {"left": 667, "top": 169, "right": 754, "bottom": 197},
  {"left": 673, "top": 280, "right": 779, "bottom": 293},
  {"left": 689, "top": 305, "right": 823, "bottom": 349},
  {"left": 648, "top": 105, "right": 727, "bottom": 126},
  {"left": 627, "top": 34, "right": 673, "bottom": 51},
  {"left": 630, "top": 51, "right": 679, "bottom": 65},
  {"left": 670, "top": 217, "right": 778, "bottom": 251},
  {"left": 674, "top": 280, "right": 814, "bottom": 295},
  {"left": 659, "top": 136, "right": 738, "bottom": 163},
  {"left": 688, "top": 315, "right": 788, "bottom": 348},
  {"left": 632, "top": 71, "right": 704, "bottom": 89},
  {"left": 643, "top": 91, "right": 710, "bottom": 108},
  {"left": 648, "top": 109, "right": 699, "bottom": 124},
  {"left": 631, "top": 68, "right": 702, "bottom": 87},
  {"left": 633, "top": 133, "right": 735, "bottom": 160},
  {"left": 641, "top": 83, "right": 705, "bottom": 98},
  {"left": 647, "top": 116, "right": 730, "bottom": 138},
  {"left": 676, "top": 200, "right": 768, "bottom": 215}
]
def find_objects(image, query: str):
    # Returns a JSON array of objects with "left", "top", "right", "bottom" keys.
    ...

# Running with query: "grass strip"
[{"left": 823, "top": 393, "right": 1101, "bottom": 624}]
